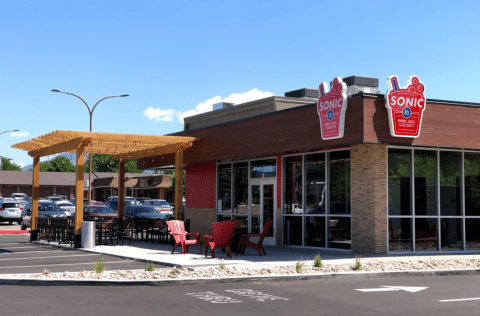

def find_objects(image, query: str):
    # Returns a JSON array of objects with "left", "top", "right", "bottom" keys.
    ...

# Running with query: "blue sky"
[{"left": 1, "top": 0, "right": 479, "bottom": 167}]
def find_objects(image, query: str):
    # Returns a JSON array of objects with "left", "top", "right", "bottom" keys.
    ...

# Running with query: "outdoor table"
[{"left": 95, "top": 220, "right": 118, "bottom": 245}]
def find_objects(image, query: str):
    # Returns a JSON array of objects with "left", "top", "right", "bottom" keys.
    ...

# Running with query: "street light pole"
[{"left": 51, "top": 90, "right": 129, "bottom": 203}]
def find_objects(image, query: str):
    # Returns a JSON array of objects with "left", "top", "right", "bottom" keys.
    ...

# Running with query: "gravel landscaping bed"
[{"left": 2, "top": 258, "right": 480, "bottom": 280}]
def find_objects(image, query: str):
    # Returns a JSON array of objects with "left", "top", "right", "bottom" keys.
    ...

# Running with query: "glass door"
[{"left": 249, "top": 179, "right": 276, "bottom": 245}]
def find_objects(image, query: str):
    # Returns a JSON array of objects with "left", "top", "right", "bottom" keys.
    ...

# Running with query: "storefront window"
[
  {"left": 389, "top": 218, "right": 412, "bottom": 252},
  {"left": 465, "top": 153, "right": 480, "bottom": 216},
  {"left": 440, "top": 152, "right": 462, "bottom": 216},
  {"left": 233, "top": 162, "right": 248, "bottom": 214},
  {"left": 329, "top": 151, "right": 351, "bottom": 215},
  {"left": 251, "top": 159, "right": 276, "bottom": 178},
  {"left": 414, "top": 150, "right": 437, "bottom": 216},
  {"left": 305, "top": 216, "right": 325, "bottom": 247},
  {"left": 284, "top": 216, "right": 302, "bottom": 246},
  {"left": 388, "top": 149, "right": 411, "bottom": 216},
  {"left": 217, "top": 164, "right": 231, "bottom": 213},
  {"left": 283, "top": 156, "right": 302, "bottom": 214},
  {"left": 440, "top": 218, "right": 462, "bottom": 251},
  {"left": 306, "top": 153, "right": 326, "bottom": 214},
  {"left": 415, "top": 218, "right": 437, "bottom": 251},
  {"left": 465, "top": 218, "right": 480, "bottom": 250},
  {"left": 328, "top": 217, "right": 351, "bottom": 249}
]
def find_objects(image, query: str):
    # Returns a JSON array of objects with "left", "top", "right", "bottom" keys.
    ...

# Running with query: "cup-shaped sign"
[
  {"left": 317, "top": 77, "right": 348, "bottom": 140},
  {"left": 385, "top": 75, "right": 426, "bottom": 138}
]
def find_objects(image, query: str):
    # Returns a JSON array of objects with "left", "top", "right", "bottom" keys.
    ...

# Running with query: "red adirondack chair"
[
  {"left": 204, "top": 221, "right": 235, "bottom": 258},
  {"left": 236, "top": 220, "right": 273, "bottom": 256},
  {"left": 166, "top": 220, "right": 201, "bottom": 254}
]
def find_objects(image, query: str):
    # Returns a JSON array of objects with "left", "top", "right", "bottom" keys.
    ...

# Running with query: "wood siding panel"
[{"left": 141, "top": 96, "right": 363, "bottom": 168}]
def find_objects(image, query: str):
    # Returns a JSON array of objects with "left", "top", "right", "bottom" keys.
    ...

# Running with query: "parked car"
[
  {"left": 106, "top": 196, "right": 138, "bottom": 205},
  {"left": 21, "top": 200, "right": 67, "bottom": 230},
  {"left": 69, "top": 198, "right": 89, "bottom": 205},
  {"left": 46, "top": 196, "right": 64, "bottom": 203},
  {"left": 140, "top": 199, "right": 174, "bottom": 217},
  {"left": 124, "top": 205, "right": 167, "bottom": 220},
  {"left": 11, "top": 193, "right": 28, "bottom": 201},
  {"left": 105, "top": 199, "right": 136, "bottom": 213},
  {"left": 0, "top": 199, "right": 23, "bottom": 224},
  {"left": 135, "top": 197, "right": 151, "bottom": 204},
  {"left": 90, "top": 201, "right": 105, "bottom": 205},
  {"left": 56, "top": 201, "right": 76, "bottom": 217},
  {"left": 83, "top": 205, "right": 117, "bottom": 221}
]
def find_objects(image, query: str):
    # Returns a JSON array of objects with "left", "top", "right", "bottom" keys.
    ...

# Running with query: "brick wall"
[{"left": 351, "top": 143, "right": 388, "bottom": 254}]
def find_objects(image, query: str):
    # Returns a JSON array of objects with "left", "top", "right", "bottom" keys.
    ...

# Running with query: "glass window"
[
  {"left": 414, "top": 150, "right": 437, "bottom": 216},
  {"left": 284, "top": 216, "right": 302, "bottom": 246},
  {"left": 233, "top": 162, "right": 248, "bottom": 214},
  {"left": 465, "top": 153, "right": 480, "bottom": 216},
  {"left": 218, "top": 164, "right": 232, "bottom": 213},
  {"left": 283, "top": 156, "right": 302, "bottom": 214},
  {"left": 305, "top": 216, "right": 325, "bottom": 247},
  {"left": 465, "top": 218, "right": 480, "bottom": 250},
  {"left": 251, "top": 159, "right": 276, "bottom": 178},
  {"left": 389, "top": 218, "right": 412, "bottom": 252},
  {"left": 329, "top": 151, "right": 351, "bottom": 215},
  {"left": 306, "top": 153, "right": 326, "bottom": 214},
  {"left": 328, "top": 217, "right": 351, "bottom": 249},
  {"left": 440, "top": 218, "right": 462, "bottom": 251},
  {"left": 388, "top": 149, "right": 412, "bottom": 216},
  {"left": 440, "top": 152, "right": 462, "bottom": 216},
  {"left": 415, "top": 218, "right": 437, "bottom": 251}
]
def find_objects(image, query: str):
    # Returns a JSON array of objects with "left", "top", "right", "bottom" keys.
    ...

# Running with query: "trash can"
[{"left": 81, "top": 221, "right": 96, "bottom": 249}]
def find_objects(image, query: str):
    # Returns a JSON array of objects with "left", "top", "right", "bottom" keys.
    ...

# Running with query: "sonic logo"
[
  {"left": 317, "top": 77, "right": 348, "bottom": 140},
  {"left": 385, "top": 75, "right": 426, "bottom": 138}
]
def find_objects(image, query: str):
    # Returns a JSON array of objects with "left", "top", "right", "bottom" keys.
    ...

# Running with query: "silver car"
[
  {"left": 140, "top": 199, "right": 174, "bottom": 217},
  {"left": 0, "top": 199, "right": 22, "bottom": 224}
]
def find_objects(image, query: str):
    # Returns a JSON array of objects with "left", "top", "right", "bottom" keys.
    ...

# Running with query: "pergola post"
[
  {"left": 74, "top": 141, "right": 85, "bottom": 248},
  {"left": 118, "top": 160, "right": 125, "bottom": 220},
  {"left": 30, "top": 156, "right": 40, "bottom": 241},
  {"left": 175, "top": 149, "right": 184, "bottom": 220}
]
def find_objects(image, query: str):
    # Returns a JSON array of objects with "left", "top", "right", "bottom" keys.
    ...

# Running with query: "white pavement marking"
[
  {"left": 439, "top": 298, "right": 480, "bottom": 302},
  {"left": 0, "top": 260, "right": 134, "bottom": 269},
  {"left": 356, "top": 286, "right": 428, "bottom": 293},
  {"left": 0, "top": 246, "right": 40, "bottom": 249},
  {"left": 0, "top": 250, "right": 63, "bottom": 255},
  {"left": 0, "top": 254, "right": 100, "bottom": 261}
]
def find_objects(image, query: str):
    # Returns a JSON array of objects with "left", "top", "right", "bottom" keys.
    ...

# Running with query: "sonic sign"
[
  {"left": 385, "top": 75, "right": 426, "bottom": 138},
  {"left": 317, "top": 77, "right": 348, "bottom": 140}
]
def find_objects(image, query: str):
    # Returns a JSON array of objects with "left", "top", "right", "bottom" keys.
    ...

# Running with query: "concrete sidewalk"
[{"left": 73, "top": 239, "right": 480, "bottom": 269}]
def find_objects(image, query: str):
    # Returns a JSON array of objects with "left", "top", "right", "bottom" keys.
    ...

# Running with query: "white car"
[
  {"left": 56, "top": 201, "right": 76, "bottom": 217},
  {"left": 140, "top": 199, "right": 174, "bottom": 217},
  {"left": 0, "top": 199, "right": 23, "bottom": 224},
  {"left": 11, "top": 193, "right": 28, "bottom": 202}
]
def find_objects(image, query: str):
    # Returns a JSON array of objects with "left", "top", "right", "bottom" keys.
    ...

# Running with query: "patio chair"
[
  {"left": 236, "top": 220, "right": 273, "bottom": 256},
  {"left": 147, "top": 219, "right": 168, "bottom": 243},
  {"left": 204, "top": 221, "right": 235, "bottom": 258},
  {"left": 166, "top": 220, "right": 201, "bottom": 254},
  {"left": 116, "top": 219, "right": 132, "bottom": 246}
]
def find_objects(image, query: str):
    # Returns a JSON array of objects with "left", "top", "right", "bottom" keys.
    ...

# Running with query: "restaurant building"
[{"left": 139, "top": 75, "right": 480, "bottom": 254}]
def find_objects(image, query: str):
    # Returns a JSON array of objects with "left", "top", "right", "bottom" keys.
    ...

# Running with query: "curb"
[
  {"left": 0, "top": 268, "right": 479, "bottom": 287},
  {"left": 0, "top": 230, "right": 29, "bottom": 234}
]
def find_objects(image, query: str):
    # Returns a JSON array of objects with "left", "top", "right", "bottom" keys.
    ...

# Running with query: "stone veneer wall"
[
  {"left": 184, "top": 208, "right": 216, "bottom": 238},
  {"left": 351, "top": 143, "right": 388, "bottom": 254}
]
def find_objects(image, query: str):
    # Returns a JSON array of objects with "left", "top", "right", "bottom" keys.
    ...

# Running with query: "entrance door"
[{"left": 249, "top": 179, "right": 276, "bottom": 246}]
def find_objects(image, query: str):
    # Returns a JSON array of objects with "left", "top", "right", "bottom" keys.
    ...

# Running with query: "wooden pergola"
[{"left": 12, "top": 130, "right": 198, "bottom": 247}]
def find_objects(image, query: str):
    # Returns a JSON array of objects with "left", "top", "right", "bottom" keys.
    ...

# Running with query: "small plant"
[
  {"left": 169, "top": 268, "right": 180, "bottom": 275},
  {"left": 43, "top": 269, "right": 50, "bottom": 275},
  {"left": 313, "top": 253, "right": 323, "bottom": 268},
  {"left": 295, "top": 259, "right": 305, "bottom": 273},
  {"left": 433, "top": 263, "right": 438, "bottom": 267},
  {"left": 354, "top": 255, "right": 362, "bottom": 271},
  {"left": 93, "top": 257, "right": 105, "bottom": 274},
  {"left": 219, "top": 259, "right": 226, "bottom": 270},
  {"left": 145, "top": 261, "right": 155, "bottom": 272}
]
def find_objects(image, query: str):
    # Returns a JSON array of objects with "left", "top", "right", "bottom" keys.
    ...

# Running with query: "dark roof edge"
[{"left": 361, "top": 93, "right": 480, "bottom": 107}]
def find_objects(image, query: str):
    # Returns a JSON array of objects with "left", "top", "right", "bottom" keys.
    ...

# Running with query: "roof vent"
[
  {"left": 339, "top": 75, "right": 380, "bottom": 96},
  {"left": 284, "top": 88, "right": 319, "bottom": 99},
  {"left": 213, "top": 102, "right": 234, "bottom": 111}
]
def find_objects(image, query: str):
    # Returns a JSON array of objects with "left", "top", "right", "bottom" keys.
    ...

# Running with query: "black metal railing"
[{"left": 36, "top": 217, "right": 75, "bottom": 246}]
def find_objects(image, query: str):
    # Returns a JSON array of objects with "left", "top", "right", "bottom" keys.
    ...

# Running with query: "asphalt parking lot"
[{"left": 0, "top": 234, "right": 169, "bottom": 274}]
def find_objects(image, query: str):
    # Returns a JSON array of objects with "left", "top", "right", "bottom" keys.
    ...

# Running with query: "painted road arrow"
[{"left": 356, "top": 286, "right": 428, "bottom": 293}]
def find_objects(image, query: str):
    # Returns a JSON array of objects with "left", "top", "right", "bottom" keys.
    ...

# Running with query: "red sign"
[
  {"left": 317, "top": 77, "right": 348, "bottom": 140},
  {"left": 385, "top": 75, "right": 426, "bottom": 138}
]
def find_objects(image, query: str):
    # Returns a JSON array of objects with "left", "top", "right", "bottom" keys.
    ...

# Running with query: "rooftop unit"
[
  {"left": 213, "top": 102, "right": 234, "bottom": 111},
  {"left": 340, "top": 75, "right": 380, "bottom": 96},
  {"left": 284, "top": 88, "right": 319, "bottom": 99}
]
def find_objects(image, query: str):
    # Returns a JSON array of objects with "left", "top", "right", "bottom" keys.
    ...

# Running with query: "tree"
[
  {"left": 170, "top": 170, "right": 186, "bottom": 193},
  {"left": 41, "top": 156, "right": 76, "bottom": 172},
  {"left": 0, "top": 157, "right": 21, "bottom": 171},
  {"left": 86, "top": 154, "right": 143, "bottom": 173}
]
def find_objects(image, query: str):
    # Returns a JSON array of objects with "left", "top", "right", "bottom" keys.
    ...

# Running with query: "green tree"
[
  {"left": 44, "top": 156, "right": 76, "bottom": 172},
  {"left": 0, "top": 157, "right": 22, "bottom": 171},
  {"left": 170, "top": 170, "right": 186, "bottom": 193},
  {"left": 87, "top": 154, "right": 143, "bottom": 173},
  {"left": 125, "top": 160, "right": 143, "bottom": 173}
]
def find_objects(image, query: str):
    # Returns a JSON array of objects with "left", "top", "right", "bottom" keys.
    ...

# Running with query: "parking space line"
[
  {"left": 439, "top": 298, "right": 480, "bottom": 302},
  {"left": 0, "top": 260, "right": 135, "bottom": 269},
  {"left": 0, "top": 253, "right": 100, "bottom": 261},
  {"left": 0, "top": 250, "right": 64, "bottom": 255},
  {"left": 0, "top": 246, "right": 42, "bottom": 249}
]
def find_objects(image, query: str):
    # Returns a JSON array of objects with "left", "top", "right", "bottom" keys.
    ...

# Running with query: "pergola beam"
[
  {"left": 112, "top": 142, "right": 193, "bottom": 161},
  {"left": 28, "top": 137, "right": 90, "bottom": 157}
]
